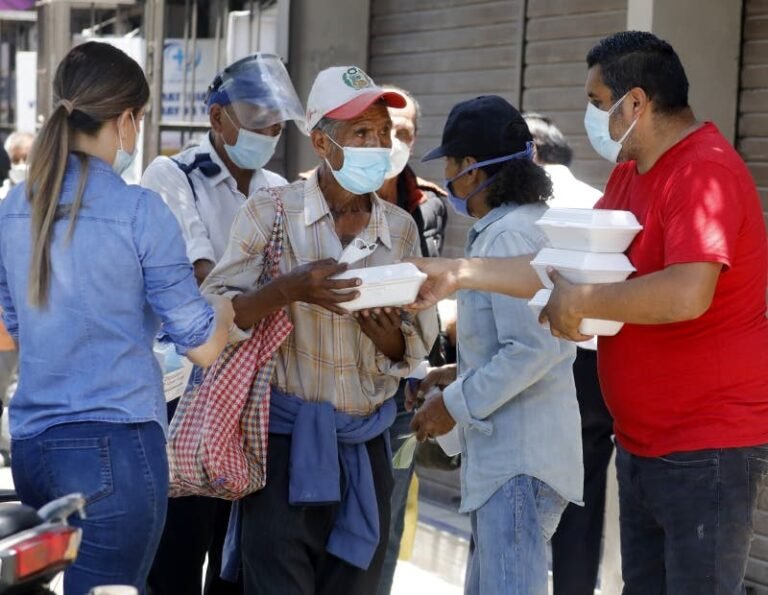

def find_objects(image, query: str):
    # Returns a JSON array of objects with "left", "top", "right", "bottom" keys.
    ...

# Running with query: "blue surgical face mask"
[
  {"left": 223, "top": 109, "right": 281, "bottom": 171},
  {"left": 444, "top": 142, "right": 535, "bottom": 218},
  {"left": 113, "top": 112, "right": 138, "bottom": 176},
  {"left": 583, "top": 92, "right": 638, "bottom": 163},
  {"left": 325, "top": 135, "right": 391, "bottom": 195}
]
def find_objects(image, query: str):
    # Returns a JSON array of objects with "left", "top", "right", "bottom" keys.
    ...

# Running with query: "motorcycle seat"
[{"left": 0, "top": 503, "right": 42, "bottom": 540}]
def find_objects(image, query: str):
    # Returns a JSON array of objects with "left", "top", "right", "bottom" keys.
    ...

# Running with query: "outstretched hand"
[{"left": 405, "top": 257, "right": 461, "bottom": 311}]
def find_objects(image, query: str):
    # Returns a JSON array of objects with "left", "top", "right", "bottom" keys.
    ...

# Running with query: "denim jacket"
[
  {"left": 442, "top": 202, "right": 583, "bottom": 512},
  {"left": 0, "top": 155, "right": 215, "bottom": 439}
]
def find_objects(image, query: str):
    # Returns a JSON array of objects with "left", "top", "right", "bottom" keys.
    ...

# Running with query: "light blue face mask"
[
  {"left": 223, "top": 109, "right": 281, "bottom": 171},
  {"left": 583, "top": 92, "right": 637, "bottom": 163},
  {"left": 325, "top": 135, "right": 391, "bottom": 195},
  {"left": 445, "top": 142, "right": 535, "bottom": 218},
  {"left": 113, "top": 112, "right": 138, "bottom": 176}
]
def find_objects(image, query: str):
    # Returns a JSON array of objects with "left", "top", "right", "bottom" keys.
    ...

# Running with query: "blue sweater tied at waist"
[{"left": 222, "top": 387, "right": 396, "bottom": 579}]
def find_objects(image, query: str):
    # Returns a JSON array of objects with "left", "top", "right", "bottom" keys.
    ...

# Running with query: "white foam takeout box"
[
  {"left": 333, "top": 262, "right": 427, "bottom": 311},
  {"left": 535, "top": 208, "right": 642, "bottom": 253},
  {"left": 530, "top": 248, "right": 636, "bottom": 289},
  {"left": 528, "top": 289, "right": 624, "bottom": 337}
]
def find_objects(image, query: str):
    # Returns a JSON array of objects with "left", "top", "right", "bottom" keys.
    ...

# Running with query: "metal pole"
[
  {"left": 213, "top": 0, "right": 222, "bottom": 73},
  {"left": 143, "top": 0, "right": 166, "bottom": 167},
  {"left": 36, "top": 0, "right": 71, "bottom": 124},
  {"left": 248, "top": 0, "right": 255, "bottom": 54},
  {"left": 255, "top": 1, "right": 262, "bottom": 53},
  {"left": 180, "top": 0, "right": 191, "bottom": 138},
  {"left": 189, "top": 0, "right": 198, "bottom": 123}
]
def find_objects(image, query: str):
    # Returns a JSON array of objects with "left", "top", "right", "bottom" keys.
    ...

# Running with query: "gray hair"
[
  {"left": 4, "top": 131, "right": 34, "bottom": 155},
  {"left": 313, "top": 116, "right": 345, "bottom": 139}
]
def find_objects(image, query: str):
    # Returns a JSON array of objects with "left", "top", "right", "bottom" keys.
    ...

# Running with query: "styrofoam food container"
[
  {"left": 528, "top": 289, "right": 624, "bottom": 337},
  {"left": 435, "top": 427, "right": 462, "bottom": 456},
  {"left": 530, "top": 248, "right": 635, "bottom": 289},
  {"left": 333, "top": 262, "right": 427, "bottom": 311},
  {"left": 536, "top": 208, "right": 642, "bottom": 253}
]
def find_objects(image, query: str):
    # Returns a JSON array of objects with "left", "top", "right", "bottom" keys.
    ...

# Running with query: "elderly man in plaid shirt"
[{"left": 203, "top": 66, "right": 438, "bottom": 595}]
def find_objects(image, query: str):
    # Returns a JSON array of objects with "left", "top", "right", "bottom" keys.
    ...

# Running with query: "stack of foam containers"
[{"left": 528, "top": 208, "right": 643, "bottom": 336}]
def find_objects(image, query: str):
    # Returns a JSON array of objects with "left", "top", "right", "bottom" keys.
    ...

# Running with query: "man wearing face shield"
[
  {"left": 406, "top": 31, "right": 768, "bottom": 595},
  {"left": 142, "top": 53, "right": 303, "bottom": 286},
  {"left": 142, "top": 54, "right": 304, "bottom": 595},
  {"left": 203, "top": 65, "right": 438, "bottom": 594}
]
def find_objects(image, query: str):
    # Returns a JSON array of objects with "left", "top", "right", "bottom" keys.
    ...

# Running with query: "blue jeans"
[
  {"left": 616, "top": 443, "right": 768, "bottom": 595},
  {"left": 466, "top": 475, "right": 567, "bottom": 595},
  {"left": 11, "top": 421, "right": 168, "bottom": 595}
]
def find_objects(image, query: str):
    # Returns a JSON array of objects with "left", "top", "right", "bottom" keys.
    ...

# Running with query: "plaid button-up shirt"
[{"left": 202, "top": 171, "right": 439, "bottom": 416}]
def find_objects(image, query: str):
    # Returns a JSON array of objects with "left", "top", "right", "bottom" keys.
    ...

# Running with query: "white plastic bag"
[{"left": 153, "top": 341, "right": 194, "bottom": 402}]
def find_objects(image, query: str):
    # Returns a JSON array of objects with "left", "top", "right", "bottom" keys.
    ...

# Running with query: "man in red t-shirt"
[{"left": 407, "top": 31, "right": 768, "bottom": 595}]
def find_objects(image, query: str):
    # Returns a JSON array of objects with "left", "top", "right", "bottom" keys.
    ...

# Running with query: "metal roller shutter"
[
  {"left": 738, "top": 0, "right": 768, "bottom": 228},
  {"left": 522, "top": 0, "right": 626, "bottom": 190},
  {"left": 368, "top": 0, "right": 524, "bottom": 258}
]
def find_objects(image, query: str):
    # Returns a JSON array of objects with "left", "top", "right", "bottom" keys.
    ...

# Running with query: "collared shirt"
[
  {"left": 0, "top": 155, "right": 215, "bottom": 439},
  {"left": 202, "top": 171, "right": 439, "bottom": 415},
  {"left": 140, "top": 134, "right": 287, "bottom": 265},
  {"left": 544, "top": 164, "right": 602, "bottom": 209},
  {"left": 442, "top": 202, "right": 583, "bottom": 512}
]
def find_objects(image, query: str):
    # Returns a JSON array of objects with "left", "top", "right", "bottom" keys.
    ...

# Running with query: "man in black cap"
[{"left": 409, "top": 95, "right": 582, "bottom": 595}]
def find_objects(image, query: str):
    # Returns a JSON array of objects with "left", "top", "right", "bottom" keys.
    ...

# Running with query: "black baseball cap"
[{"left": 422, "top": 95, "right": 532, "bottom": 162}]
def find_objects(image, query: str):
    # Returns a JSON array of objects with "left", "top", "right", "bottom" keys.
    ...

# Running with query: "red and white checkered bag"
[{"left": 167, "top": 195, "right": 293, "bottom": 500}]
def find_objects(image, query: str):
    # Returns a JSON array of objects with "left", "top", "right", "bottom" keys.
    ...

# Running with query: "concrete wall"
[
  {"left": 284, "top": 0, "right": 372, "bottom": 180},
  {"left": 627, "top": 0, "right": 743, "bottom": 143}
]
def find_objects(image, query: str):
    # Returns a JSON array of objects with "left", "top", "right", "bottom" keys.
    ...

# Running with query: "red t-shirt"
[{"left": 596, "top": 122, "right": 768, "bottom": 457}]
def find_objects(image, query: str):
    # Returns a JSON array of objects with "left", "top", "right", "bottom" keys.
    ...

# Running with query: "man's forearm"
[
  {"left": 375, "top": 331, "right": 406, "bottom": 362},
  {"left": 456, "top": 255, "right": 542, "bottom": 298},
  {"left": 232, "top": 279, "right": 290, "bottom": 331},
  {"left": 574, "top": 263, "right": 721, "bottom": 325}
]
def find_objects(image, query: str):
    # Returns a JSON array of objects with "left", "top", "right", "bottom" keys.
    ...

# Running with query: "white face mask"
[
  {"left": 385, "top": 136, "right": 410, "bottom": 180},
  {"left": 583, "top": 92, "right": 638, "bottom": 163},
  {"left": 8, "top": 163, "right": 27, "bottom": 185},
  {"left": 113, "top": 112, "right": 139, "bottom": 175}
]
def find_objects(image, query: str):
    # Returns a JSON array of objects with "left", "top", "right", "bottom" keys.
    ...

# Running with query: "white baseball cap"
[{"left": 305, "top": 66, "right": 407, "bottom": 133}]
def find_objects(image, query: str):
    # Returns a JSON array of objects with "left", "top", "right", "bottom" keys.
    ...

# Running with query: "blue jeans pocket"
[
  {"left": 748, "top": 446, "right": 768, "bottom": 522},
  {"left": 532, "top": 479, "right": 567, "bottom": 542},
  {"left": 657, "top": 450, "right": 719, "bottom": 467},
  {"left": 41, "top": 436, "right": 114, "bottom": 505}
]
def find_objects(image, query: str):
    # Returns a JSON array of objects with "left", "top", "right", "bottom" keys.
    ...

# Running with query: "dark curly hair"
[
  {"left": 448, "top": 156, "right": 552, "bottom": 208},
  {"left": 485, "top": 159, "right": 553, "bottom": 208}
]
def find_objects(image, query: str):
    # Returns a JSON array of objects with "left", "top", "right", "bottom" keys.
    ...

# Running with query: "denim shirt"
[
  {"left": 442, "top": 202, "right": 583, "bottom": 512},
  {"left": 0, "top": 155, "right": 215, "bottom": 439}
]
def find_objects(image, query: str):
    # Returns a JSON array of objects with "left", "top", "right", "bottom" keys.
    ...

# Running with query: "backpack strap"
[{"left": 170, "top": 153, "right": 222, "bottom": 203}]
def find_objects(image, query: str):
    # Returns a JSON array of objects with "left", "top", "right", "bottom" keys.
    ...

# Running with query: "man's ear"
[
  {"left": 312, "top": 129, "right": 331, "bottom": 160},
  {"left": 627, "top": 86, "right": 649, "bottom": 117},
  {"left": 209, "top": 104, "right": 224, "bottom": 134}
]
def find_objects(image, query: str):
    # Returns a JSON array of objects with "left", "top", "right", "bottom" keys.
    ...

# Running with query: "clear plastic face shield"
[{"left": 206, "top": 53, "right": 306, "bottom": 132}]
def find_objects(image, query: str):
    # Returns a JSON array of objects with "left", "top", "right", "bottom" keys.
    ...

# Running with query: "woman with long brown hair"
[{"left": 0, "top": 42, "right": 233, "bottom": 593}]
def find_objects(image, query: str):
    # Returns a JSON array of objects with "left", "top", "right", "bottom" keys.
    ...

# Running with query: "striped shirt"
[{"left": 202, "top": 171, "right": 439, "bottom": 415}]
